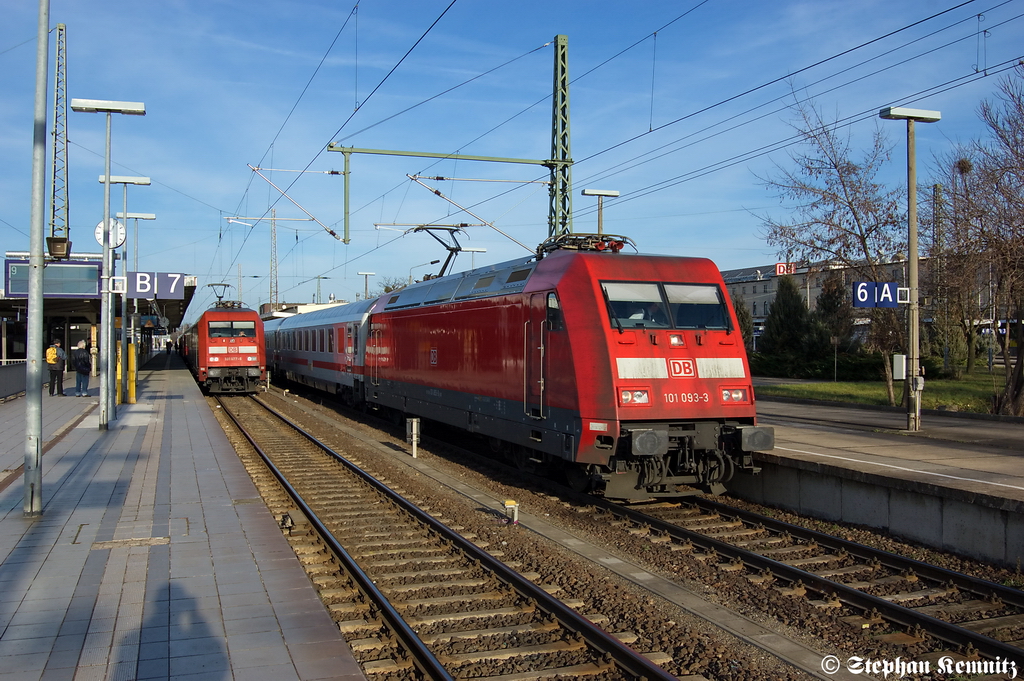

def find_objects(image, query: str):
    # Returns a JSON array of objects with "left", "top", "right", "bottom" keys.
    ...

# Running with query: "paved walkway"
[{"left": 0, "top": 355, "right": 364, "bottom": 681}]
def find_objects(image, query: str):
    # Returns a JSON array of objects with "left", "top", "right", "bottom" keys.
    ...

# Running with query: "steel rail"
[
  {"left": 692, "top": 497, "right": 1024, "bottom": 609},
  {"left": 598, "top": 497, "right": 1023, "bottom": 662},
  {"left": 217, "top": 397, "right": 455, "bottom": 681},
  {"left": 245, "top": 396, "right": 679, "bottom": 681}
]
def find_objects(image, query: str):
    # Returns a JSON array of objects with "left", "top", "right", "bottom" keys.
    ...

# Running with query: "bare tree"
[
  {"left": 974, "top": 66, "right": 1024, "bottom": 414},
  {"left": 757, "top": 97, "right": 905, "bottom": 403}
]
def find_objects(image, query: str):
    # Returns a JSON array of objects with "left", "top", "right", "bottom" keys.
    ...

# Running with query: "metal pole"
[
  {"left": 132, "top": 216, "right": 139, "bottom": 402},
  {"left": 119, "top": 185, "right": 128, "bottom": 405},
  {"left": 596, "top": 195, "right": 603, "bottom": 235},
  {"left": 99, "top": 113, "right": 113, "bottom": 429},
  {"left": 24, "top": 0, "right": 50, "bottom": 517},
  {"left": 907, "top": 119, "right": 921, "bottom": 431}
]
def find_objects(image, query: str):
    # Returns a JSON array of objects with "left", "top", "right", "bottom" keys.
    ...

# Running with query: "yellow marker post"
[{"left": 127, "top": 343, "right": 136, "bottom": 404}]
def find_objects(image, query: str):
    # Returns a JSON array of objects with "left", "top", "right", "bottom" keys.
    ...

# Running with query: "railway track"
[
  {"left": 215, "top": 395, "right": 679, "bottom": 681},
  {"left": 609, "top": 495, "right": 1024, "bottom": 665}
]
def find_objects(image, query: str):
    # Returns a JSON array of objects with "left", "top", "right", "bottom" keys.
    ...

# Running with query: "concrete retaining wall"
[{"left": 730, "top": 456, "right": 1024, "bottom": 569}]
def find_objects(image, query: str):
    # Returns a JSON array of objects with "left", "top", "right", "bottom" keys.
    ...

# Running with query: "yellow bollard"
[
  {"left": 128, "top": 343, "right": 136, "bottom": 404},
  {"left": 115, "top": 344, "right": 122, "bottom": 405}
]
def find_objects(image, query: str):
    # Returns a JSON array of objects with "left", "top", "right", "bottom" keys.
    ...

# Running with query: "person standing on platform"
[
  {"left": 71, "top": 340, "right": 92, "bottom": 397},
  {"left": 46, "top": 339, "right": 66, "bottom": 396}
]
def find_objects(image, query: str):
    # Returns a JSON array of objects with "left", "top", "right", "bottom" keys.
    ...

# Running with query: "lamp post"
[
  {"left": 103, "top": 176, "right": 149, "bottom": 407},
  {"left": 357, "top": 272, "right": 375, "bottom": 301},
  {"left": 24, "top": 0, "right": 50, "bottom": 517},
  {"left": 71, "top": 98, "right": 146, "bottom": 429},
  {"left": 409, "top": 260, "right": 441, "bottom": 285},
  {"left": 117, "top": 210, "right": 155, "bottom": 404},
  {"left": 880, "top": 106, "right": 941, "bottom": 432},
  {"left": 462, "top": 247, "right": 487, "bottom": 269},
  {"left": 581, "top": 189, "right": 620, "bottom": 235}
]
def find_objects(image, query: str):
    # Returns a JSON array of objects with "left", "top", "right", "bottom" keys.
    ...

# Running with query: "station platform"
[
  {"left": 0, "top": 354, "right": 365, "bottom": 680},
  {"left": 736, "top": 396, "right": 1024, "bottom": 567}
]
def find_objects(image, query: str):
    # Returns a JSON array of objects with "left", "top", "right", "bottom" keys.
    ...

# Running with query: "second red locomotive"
[
  {"left": 182, "top": 301, "right": 266, "bottom": 394},
  {"left": 265, "top": 234, "right": 773, "bottom": 499}
]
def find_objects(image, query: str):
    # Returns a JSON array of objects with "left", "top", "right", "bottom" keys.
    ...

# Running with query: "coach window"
[
  {"left": 546, "top": 293, "right": 563, "bottom": 330},
  {"left": 328, "top": 328, "right": 334, "bottom": 353}
]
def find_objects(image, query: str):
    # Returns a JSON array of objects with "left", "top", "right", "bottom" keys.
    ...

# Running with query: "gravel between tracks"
[{"left": 246, "top": 389, "right": 1022, "bottom": 679}]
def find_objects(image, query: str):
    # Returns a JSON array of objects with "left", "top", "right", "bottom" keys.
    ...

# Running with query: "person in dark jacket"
[
  {"left": 71, "top": 340, "right": 92, "bottom": 397},
  {"left": 46, "top": 339, "right": 66, "bottom": 396}
]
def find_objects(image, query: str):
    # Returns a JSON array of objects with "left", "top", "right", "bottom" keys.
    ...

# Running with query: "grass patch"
[{"left": 754, "top": 371, "right": 1006, "bottom": 414}]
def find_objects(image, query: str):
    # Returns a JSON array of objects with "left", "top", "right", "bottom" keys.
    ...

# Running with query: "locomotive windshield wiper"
[{"left": 602, "top": 287, "right": 624, "bottom": 334}]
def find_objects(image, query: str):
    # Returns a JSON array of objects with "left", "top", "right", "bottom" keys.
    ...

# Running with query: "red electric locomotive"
[
  {"left": 266, "top": 234, "right": 773, "bottom": 498},
  {"left": 183, "top": 301, "right": 266, "bottom": 394}
]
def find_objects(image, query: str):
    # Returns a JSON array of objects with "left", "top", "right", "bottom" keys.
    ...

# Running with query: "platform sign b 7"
[
  {"left": 128, "top": 272, "right": 186, "bottom": 299},
  {"left": 853, "top": 281, "right": 899, "bottom": 308}
]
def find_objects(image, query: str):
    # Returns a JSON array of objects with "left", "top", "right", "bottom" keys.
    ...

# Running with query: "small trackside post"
[{"left": 406, "top": 417, "right": 420, "bottom": 459}]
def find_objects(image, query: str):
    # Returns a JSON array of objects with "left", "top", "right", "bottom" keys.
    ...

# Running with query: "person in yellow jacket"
[{"left": 46, "top": 339, "right": 66, "bottom": 396}]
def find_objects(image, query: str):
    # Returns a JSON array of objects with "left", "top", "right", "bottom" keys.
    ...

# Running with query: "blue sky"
[{"left": 3, "top": 0, "right": 1022, "bottom": 320}]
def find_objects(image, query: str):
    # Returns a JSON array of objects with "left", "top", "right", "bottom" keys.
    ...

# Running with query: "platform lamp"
[
  {"left": 409, "top": 260, "right": 440, "bottom": 285},
  {"left": 103, "top": 176, "right": 149, "bottom": 407},
  {"left": 357, "top": 272, "right": 375, "bottom": 301},
  {"left": 463, "top": 248, "right": 487, "bottom": 269},
  {"left": 581, "top": 189, "right": 620, "bottom": 235},
  {"left": 880, "top": 106, "right": 941, "bottom": 432},
  {"left": 116, "top": 210, "right": 155, "bottom": 405},
  {"left": 71, "top": 98, "right": 146, "bottom": 430}
]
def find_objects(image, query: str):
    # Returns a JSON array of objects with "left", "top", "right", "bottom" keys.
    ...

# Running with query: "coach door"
[{"left": 525, "top": 293, "right": 547, "bottom": 419}]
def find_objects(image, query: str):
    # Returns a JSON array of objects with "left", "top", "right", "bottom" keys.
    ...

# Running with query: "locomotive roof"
[{"left": 264, "top": 249, "right": 722, "bottom": 329}]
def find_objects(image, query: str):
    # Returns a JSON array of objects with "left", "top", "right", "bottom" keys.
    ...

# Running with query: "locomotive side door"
[{"left": 525, "top": 293, "right": 547, "bottom": 419}]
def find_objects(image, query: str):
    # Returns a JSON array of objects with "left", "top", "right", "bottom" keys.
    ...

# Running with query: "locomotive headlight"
[
  {"left": 619, "top": 389, "right": 650, "bottom": 405},
  {"left": 721, "top": 388, "right": 749, "bottom": 403},
  {"left": 246, "top": 356, "right": 257, "bottom": 361},
  {"left": 669, "top": 334, "right": 685, "bottom": 347}
]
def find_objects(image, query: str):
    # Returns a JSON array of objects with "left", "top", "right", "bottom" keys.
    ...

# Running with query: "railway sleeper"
[
  {"left": 336, "top": 617, "right": 383, "bottom": 634},
  {"left": 381, "top": 577, "right": 492, "bottom": 595},
  {"left": 479, "top": 660, "right": 615, "bottom": 680},
  {"left": 375, "top": 566, "right": 475, "bottom": 581},
  {"left": 360, "top": 657, "right": 413, "bottom": 674},
  {"left": 782, "top": 553, "right": 840, "bottom": 568},
  {"left": 844, "top": 574, "right": 917, "bottom": 589},
  {"left": 329, "top": 601, "right": 371, "bottom": 616},
  {"left": 363, "top": 554, "right": 459, "bottom": 569},
  {"left": 879, "top": 586, "right": 957, "bottom": 604},
  {"left": 914, "top": 599, "right": 1004, "bottom": 617},
  {"left": 419, "top": 620, "right": 561, "bottom": 644},
  {"left": 958, "top": 612, "right": 1024, "bottom": 635},
  {"left": 405, "top": 604, "right": 536, "bottom": 626},
  {"left": 352, "top": 545, "right": 446, "bottom": 559},
  {"left": 438, "top": 638, "right": 588, "bottom": 665},
  {"left": 390, "top": 590, "right": 511, "bottom": 610},
  {"left": 814, "top": 563, "right": 878, "bottom": 578}
]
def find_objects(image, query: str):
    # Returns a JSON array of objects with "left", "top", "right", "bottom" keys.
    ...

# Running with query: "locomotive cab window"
[
  {"left": 601, "top": 282, "right": 670, "bottom": 329},
  {"left": 209, "top": 320, "right": 256, "bottom": 338},
  {"left": 665, "top": 283, "right": 731, "bottom": 330}
]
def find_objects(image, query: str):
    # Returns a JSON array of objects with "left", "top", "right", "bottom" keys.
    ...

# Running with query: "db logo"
[
  {"left": 669, "top": 359, "right": 695, "bottom": 378},
  {"left": 430, "top": 347, "right": 438, "bottom": 365}
]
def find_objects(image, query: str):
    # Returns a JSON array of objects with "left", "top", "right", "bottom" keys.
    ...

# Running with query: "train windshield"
[
  {"left": 209, "top": 320, "right": 257, "bottom": 338},
  {"left": 664, "top": 284, "right": 731, "bottom": 330},
  {"left": 602, "top": 281, "right": 731, "bottom": 330}
]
